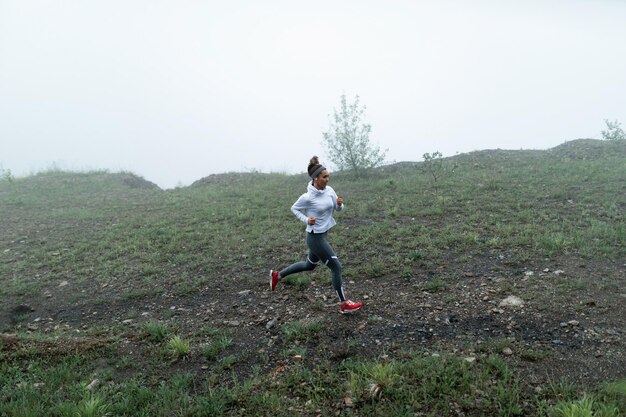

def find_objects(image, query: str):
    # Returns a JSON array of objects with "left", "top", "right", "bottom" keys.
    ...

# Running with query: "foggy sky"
[{"left": 1, "top": 0, "right": 625, "bottom": 189}]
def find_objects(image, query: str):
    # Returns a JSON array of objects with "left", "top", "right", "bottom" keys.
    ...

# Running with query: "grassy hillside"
[{"left": 1, "top": 140, "right": 625, "bottom": 416}]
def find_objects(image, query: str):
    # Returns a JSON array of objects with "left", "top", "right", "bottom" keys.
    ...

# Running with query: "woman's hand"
[
  {"left": 308, "top": 216, "right": 316, "bottom": 225},
  {"left": 337, "top": 196, "right": 343, "bottom": 206}
]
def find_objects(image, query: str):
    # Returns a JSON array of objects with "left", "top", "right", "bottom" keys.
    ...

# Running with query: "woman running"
[{"left": 269, "top": 156, "right": 362, "bottom": 314}]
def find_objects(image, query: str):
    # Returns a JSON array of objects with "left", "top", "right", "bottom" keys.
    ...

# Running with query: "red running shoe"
[
  {"left": 340, "top": 300, "right": 362, "bottom": 314},
  {"left": 269, "top": 270, "right": 280, "bottom": 291}
]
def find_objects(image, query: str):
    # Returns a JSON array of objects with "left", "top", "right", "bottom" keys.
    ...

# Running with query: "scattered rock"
[
  {"left": 58, "top": 280, "right": 69, "bottom": 287},
  {"left": 343, "top": 396, "right": 353, "bottom": 407},
  {"left": 368, "top": 383, "right": 382, "bottom": 399},
  {"left": 554, "top": 270, "right": 565, "bottom": 276},
  {"left": 293, "top": 355, "right": 303, "bottom": 362},
  {"left": 238, "top": 290, "right": 252, "bottom": 296},
  {"left": 464, "top": 357, "right": 477, "bottom": 364},
  {"left": 122, "top": 319, "right": 133, "bottom": 325},
  {"left": 86, "top": 379, "right": 100, "bottom": 391},
  {"left": 266, "top": 319, "right": 278, "bottom": 330},
  {"left": 499, "top": 296, "right": 524, "bottom": 308},
  {"left": 502, "top": 347, "right": 514, "bottom": 356}
]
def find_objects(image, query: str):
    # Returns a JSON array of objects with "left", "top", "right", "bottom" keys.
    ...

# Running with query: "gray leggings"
[{"left": 280, "top": 232, "right": 346, "bottom": 301}]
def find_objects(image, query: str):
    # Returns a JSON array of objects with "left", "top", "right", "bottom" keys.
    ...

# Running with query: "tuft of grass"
[
  {"left": 282, "top": 320, "right": 323, "bottom": 343},
  {"left": 143, "top": 321, "right": 168, "bottom": 343},
  {"left": 76, "top": 394, "right": 109, "bottom": 417},
  {"left": 202, "top": 335, "right": 233, "bottom": 361},
  {"left": 551, "top": 394, "right": 620, "bottom": 417},
  {"left": 282, "top": 274, "right": 310, "bottom": 287},
  {"left": 168, "top": 336, "right": 191, "bottom": 358},
  {"left": 424, "top": 278, "right": 446, "bottom": 293}
]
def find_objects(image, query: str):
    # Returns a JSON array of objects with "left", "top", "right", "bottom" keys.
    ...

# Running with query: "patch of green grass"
[
  {"left": 75, "top": 394, "right": 109, "bottom": 417},
  {"left": 202, "top": 335, "right": 233, "bottom": 361},
  {"left": 550, "top": 394, "right": 621, "bottom": 417},
  {"left": 424, "top": 277, "right": 446, "bottom": 293},
  {"left": 282, "top": 274, "right": 310, "bottom": 287},
  {"left": 167, "top": 336, "right": 190, "bottom": 358},
  {"left": 282, "top": 320, "right": 323, "bottom": 343},
  {"left": 143, "top": 321, "right": 168, "bottom": 343}
]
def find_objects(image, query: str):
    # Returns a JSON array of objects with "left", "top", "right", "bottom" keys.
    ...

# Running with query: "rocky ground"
[{"left": 4, "top": 253, "right": 624, "bottom": 393}]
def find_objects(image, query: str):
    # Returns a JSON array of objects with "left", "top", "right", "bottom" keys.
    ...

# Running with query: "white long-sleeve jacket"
[{"left": 291, "top": 183, "right": 344, "bottom": 234}]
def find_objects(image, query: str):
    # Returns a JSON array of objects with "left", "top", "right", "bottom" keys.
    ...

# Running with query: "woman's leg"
[
  {"left": 279, "top": 250, "right": 319, "bottom": 278},
  {"left": 306, "top": 233, "right": 346, "bottom": 302}
]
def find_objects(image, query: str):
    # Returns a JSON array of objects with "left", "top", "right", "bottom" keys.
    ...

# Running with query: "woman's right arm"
[{"left": 290, "top": 195, "right": 309, "bottom": 224}]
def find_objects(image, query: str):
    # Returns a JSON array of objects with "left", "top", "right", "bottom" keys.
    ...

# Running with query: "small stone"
[
  {"left": 464, "top": 357, "right": 477, "bottom": 364},
  {"left": 122, "top": 319, "right": 133, "bottom": 325},
  {"left": 502, "top": 347, "right": 513, "bottom": 356},
  {"left": 343, "top": 397, "right": 353, "bottom": 407},
  {"left": 86, "top": 379, "right": 100, "bottom": 391},
  {"left": 266, "top": 319, "right": 278, "bottom": 330},
  {"left": 499, "top": 296, "right": 524, "bottom": 308},
  {"left": 554, "top": 270, "right": 565, "bottom": 276},
  {"left": 568, "top": 320, "right": 580, "bottom": 326},
  {"left": 58, "top": 280, "right": 69, "bottom": 287},
  {"left": 293, "top": 355, "right": 303, "bottom": 362},
  {"left": 524, "top": 271, "right": 534, "bottom": 276},
  {"left": 238, "top": 290, "right": 252, "bottom": 296}
]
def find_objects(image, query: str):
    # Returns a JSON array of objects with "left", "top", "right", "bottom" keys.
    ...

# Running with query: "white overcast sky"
[{"left": 1, "top": 0, "right": 625, "bottom": 188}]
